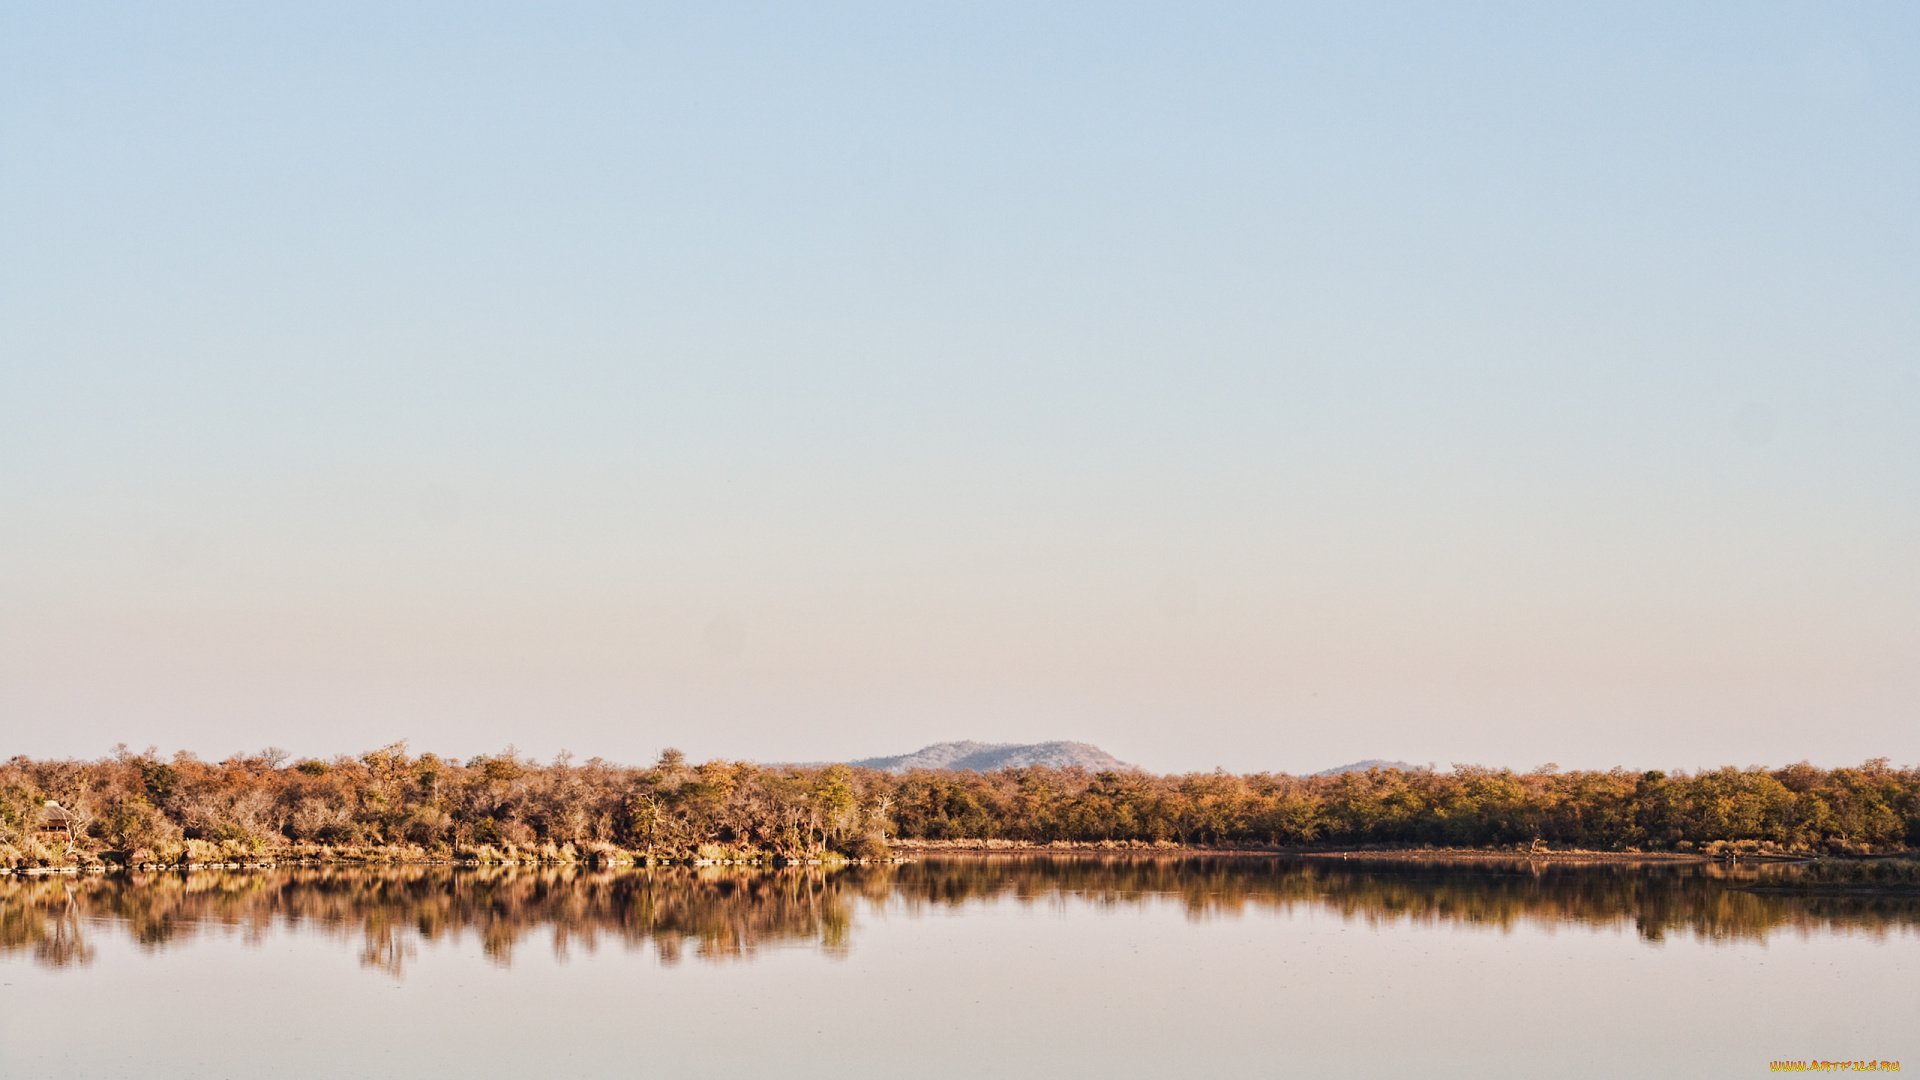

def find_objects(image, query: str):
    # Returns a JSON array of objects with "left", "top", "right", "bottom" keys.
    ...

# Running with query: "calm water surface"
[{"left": 2, "top": 857, "right": 1914, "bottom": 1079}]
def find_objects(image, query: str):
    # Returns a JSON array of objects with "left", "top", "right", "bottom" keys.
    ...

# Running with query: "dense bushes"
[
  {"left": 0, "top": 745, "right": 895, "bottom": 868},
  {"left": 1, "top": 744, "right": 1914, "bottom": 868},
  {"left": 888, "top": 760, "right": 1917, "bottom": 853}
]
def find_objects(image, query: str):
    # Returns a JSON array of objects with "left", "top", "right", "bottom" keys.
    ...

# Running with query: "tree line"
[{"left": 2, "top": 744, "right": 1915, "bottom": 869}]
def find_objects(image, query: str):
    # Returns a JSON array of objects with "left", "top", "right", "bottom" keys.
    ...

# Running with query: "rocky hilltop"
[
  {"left": 1311, "top": 759, "right": 1417, "bottom": 776},
  {"left": 850, "top": 740, "right": 1135, "bottom": 774}
]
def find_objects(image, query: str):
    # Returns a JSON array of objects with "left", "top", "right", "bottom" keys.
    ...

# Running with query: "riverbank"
[
  {"left": 0, "top": 839, "right": 907, "bottom": 874},
  {"left": 1, "top": 855, "right": 911, "bottom": 875},
  {"left": 889, "top": 838, "right": 1806, "bottom": 863},
  {"left": 11, "top": 839, "right": 1911, "bottom": 874}
]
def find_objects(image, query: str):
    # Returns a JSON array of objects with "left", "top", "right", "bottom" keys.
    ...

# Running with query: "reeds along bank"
[{"left": 1, "top": 745, "right": 1916, "bottom": 868}]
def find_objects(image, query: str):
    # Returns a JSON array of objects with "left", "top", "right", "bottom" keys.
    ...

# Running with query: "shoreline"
[
  {"left": 10, "top": 841, "right": 1908, "bottom": 875},
  {"left": 888, "top": 839, "right": 1803, "bottom": 863}
]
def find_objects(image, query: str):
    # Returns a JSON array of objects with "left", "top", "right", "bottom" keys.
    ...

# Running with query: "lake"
[{"left": 2, "top": 856, "right": 1913, "bottom": 1078}]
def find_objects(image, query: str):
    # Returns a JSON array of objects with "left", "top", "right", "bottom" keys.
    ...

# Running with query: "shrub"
[{"left": 834, "top": 835, "right": 894, "bottom": 861}]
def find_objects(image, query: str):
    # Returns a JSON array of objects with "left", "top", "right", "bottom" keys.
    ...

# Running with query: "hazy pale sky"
[{"left": 2, "top": 2, "right": 1915, "bottom": 773}]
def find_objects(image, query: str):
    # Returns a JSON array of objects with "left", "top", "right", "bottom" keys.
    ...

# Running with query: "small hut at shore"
[{"left": 37, "top": 802, "right": 73, "bottom": 839}]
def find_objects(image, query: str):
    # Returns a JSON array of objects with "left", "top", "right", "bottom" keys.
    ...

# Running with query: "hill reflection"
[{"left": 3, "top": 857, "right": 1915, "bottom": 974}]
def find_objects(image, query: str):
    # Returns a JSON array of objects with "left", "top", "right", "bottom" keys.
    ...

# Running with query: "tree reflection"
[{"left": 2, "top": 857, "right": 1914, "bottom": 974}]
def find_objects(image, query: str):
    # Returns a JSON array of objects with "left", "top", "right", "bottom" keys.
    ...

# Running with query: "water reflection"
[{"left": 2, "top": 857, "right": 1914, "bottom": 975}]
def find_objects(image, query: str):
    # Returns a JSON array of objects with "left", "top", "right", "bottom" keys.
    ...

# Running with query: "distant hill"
[
  {"left": 1311, "top": 759, "right": 1417, "bottom": 777},
  {"left": 850, "top": 741, "right": 1135, "bottom": 774}
]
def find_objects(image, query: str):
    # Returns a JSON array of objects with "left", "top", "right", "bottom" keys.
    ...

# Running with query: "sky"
[{"left": 1, "top": 2, "right": 1915, "bottom": 774}]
